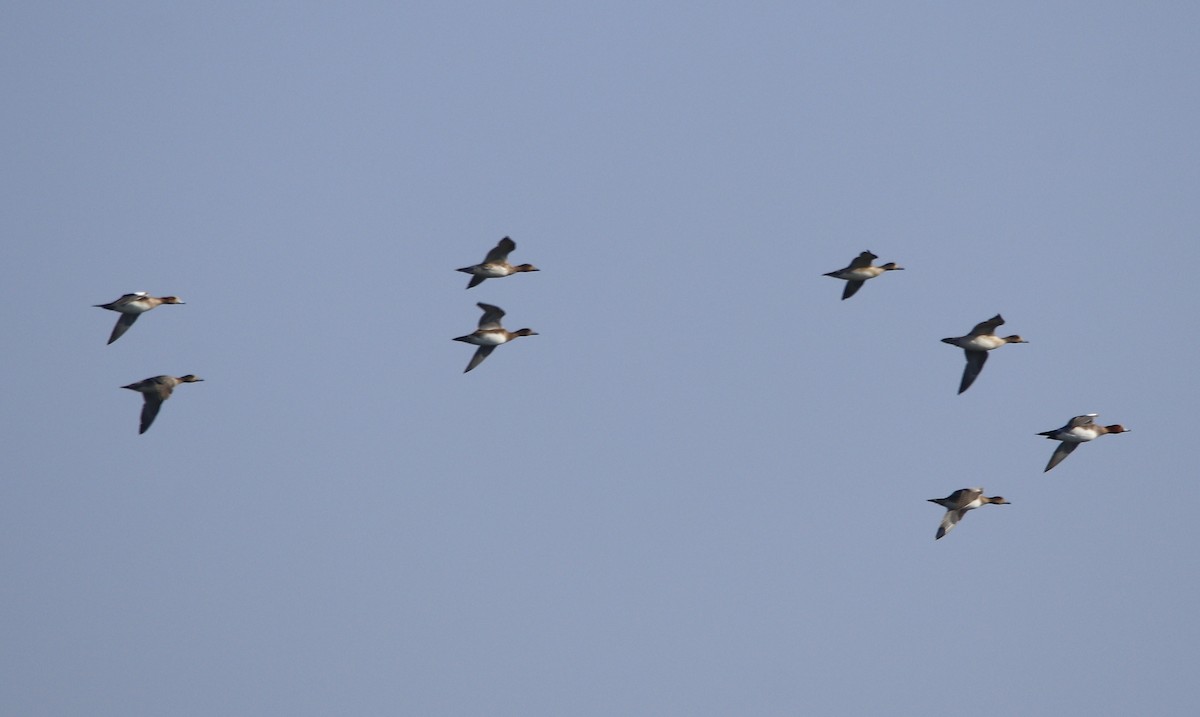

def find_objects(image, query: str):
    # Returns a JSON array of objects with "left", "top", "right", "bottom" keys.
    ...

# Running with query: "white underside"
[
  {"left": 960, "top": 335, "right": 1005, "bottom": 351},
  {"left": 474, "top": 265, "right": 512, "bottom": 278},
  {"left": 474, "top": 332, "right": 509, "bottom": 346}
]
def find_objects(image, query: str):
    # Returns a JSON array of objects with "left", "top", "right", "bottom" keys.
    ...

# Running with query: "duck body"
[
  {"left": 944, "top": 334, "right": 1010, "bottom": 352},
  {"left": 940, "top": 314, "right": 1027, "bottom": 393},
  {"left": 1038, "top": 414, "right": 1130, "bottom": 471},
  {"left": 453, "top": 303, "right": 537, "bottom": 372},
  {"left": 457, "top": 237, "right": 539, "bottom": 289},
  {"left": 121, "top": 374, "right": 204, "bottom": 434},
  {"left": 455, "top": 328, "right": 521, "bottom": 347},
  {"left": 928, "top": 487, "right": 1009, "bottom": 540},
  {"left": 94, "top": 292, "right": 185, "bottom": 344},
  {"left": 822, "top": 250, "right": 903, "bottom": 300}
]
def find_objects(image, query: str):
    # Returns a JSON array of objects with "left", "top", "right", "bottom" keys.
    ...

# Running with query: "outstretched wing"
[
  {"left": 107, "top": 313, "right": 139, "bottom": 344},
  {"left": 1044, "top": 442, "right": 1079, "bottom": 472},
  {"left": 464, "top": 345, "right": 496, "bottom": 373},
  {"left": 483, "top": 237, "right": 516, "bottom": 263},
  {"left": 476, "top": 303, "right": 505, "bottom": 330},
  {"left": 139, "top": 396, "right": 164, "bottom": 434},
  {"left": 968, "top": 314, "right": 1004, "bottom": 336},
  {"left": 848, "top": 251, "right": 877, "bottom": 269},
  {"left": 841, "top": 280, "right": 865, "bottom": 300},
  {"left": 114, "top": 292, "right": 148, "bottom": 306},
  {"left": 937, "top": 509, "right": 966, "bottom": 540},
  {"left": 958, "top": 350, "right": 989, "bottom": 394}
]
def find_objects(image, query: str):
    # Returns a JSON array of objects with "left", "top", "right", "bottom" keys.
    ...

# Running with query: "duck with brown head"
[
  {"left": 822, "top": 250, "right": 904, "bottom": 300},
  {"left": 940, "top": 313, "right": 1028, "bottom": 394},
  {"left": 457, "top": 237, "right": 540, "bottom": 289},
  {"left": 1038, "top": 414, "right": 1130, "bottom": 472},
  {"left": 928, "top": 488, "right": 1010, "bottom": 540},
  {"left": 453, "top": 303, "right": 538, "bottom": 372},
  {"left": 121, "top": 374, "right": 204, "bottom": 434},
  {"left": 94, "top": 292, "right": 186, "bottom": 344}
]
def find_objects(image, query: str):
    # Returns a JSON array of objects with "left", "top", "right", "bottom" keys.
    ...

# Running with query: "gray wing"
[
  {"left": 937, "top": 509, "right": 966, "bottom": 540},
  {"left": 848, "top": 251, "right": 877, "bottom": 269},
  {"left": 1068, "top": 414, "right": 1098, "bottom": 428},
  {"left": 959, "top": 488, "right": 983, "bottom": 505},
  {"left": 483, "top": 237, "right": 516, "bottom": 263},
  {"left": 841, "top": 280, "right": 865, "bottom": 300},
  {"left": 958, "top": 350, "right": 988, "bottom": 394},
  {"left": 107, "top": 313, "right": 139, "bottom": 344},
  {"left": 929, "top": 487, "right": 978, "bottom": 509},
  {"left": 476, "top": 303, "right": 505, "bottom": 330},
  {"left": 138, "top": 396, "right": 164, "bottom": 434},
  {"left": 1044, "top": 442, "right": 1079, "bottom": 472},
  {"left": 114, "top": 292, "right": 147, "bottom": 306},
  {"left": 464, "top": 345, "right": 495, "bottom": 373},
  {"left": 968, "top": 314, "right": 1004, "bottom": 336}
]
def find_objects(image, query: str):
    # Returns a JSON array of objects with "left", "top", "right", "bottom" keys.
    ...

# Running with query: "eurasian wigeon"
[
  {"left": 1038, "top": 413, "right": 1130, "bottom": 472},
  {"left": 121, "top": 374, "right": 204, "bottom": 434},
  {"left": 457, "top": 237, "right": 539, "bottom": 289},
  {"left": 928, "top": 488, "right": 1009, "bottom": 540},
  {"left": 94, "top": 292, "right": 185, "bottom": 344},
  {"left": 453, "top": 303, "right": 538, "bottom": 373},
  {"left": 941, "top": 314, "right": 1027, "bottom": 393},
  {"left": 822, "top": 251, "right": 903, "bottom": 300}
]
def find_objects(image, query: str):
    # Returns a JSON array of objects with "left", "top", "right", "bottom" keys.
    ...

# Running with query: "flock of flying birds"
[
  {"left": 452, "top": 237, "right": 539, "bottom": 373},
  {"left": 93, "top": 243, "right": 1129, "bottom": 539},
  {"left": 822, "top": 250, "right": 1130, "bottom": 539}
]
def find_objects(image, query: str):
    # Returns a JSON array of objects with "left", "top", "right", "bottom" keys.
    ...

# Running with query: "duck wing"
[
  {"left": 107, "top": 313, "right": 140, "bottom": 344},
  {"left": 958, "top": 350, "right": 988, "bottom": 394},
  {"left": 1044, "top": 442, "right": 1079, "bottom": 472},
  {"left": 464, "top": 345, "right": 496, "bottom": 373},
  {"left": 138, "top": 395, "right": 164, "bottom": 434},
  {"left": 483, "top": 237, "right": 516, "bottom": 263},
  {"left": 841, "top": 280, "right": 865, "bottom": 300},
  {"left": 937, "top": 509, "right": 967, "bottom": 540},
  {"left": 968, "top": 314, "right": 1004, "bottom": 336},
  {"left": 476, "top": 303, "right": 506, "bottom": 330},
  {"left": 848, "top": 251, "right": 877, "bottom": 269}
]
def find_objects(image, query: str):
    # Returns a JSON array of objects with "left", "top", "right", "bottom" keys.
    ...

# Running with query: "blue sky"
[{"left": 3, "top": 2, "right": 1198, "bottom": 715}]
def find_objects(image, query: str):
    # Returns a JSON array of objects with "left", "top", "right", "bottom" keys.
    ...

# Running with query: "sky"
[{"left": 3, "top": 2, "right": 1199, "bottom": 715}]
